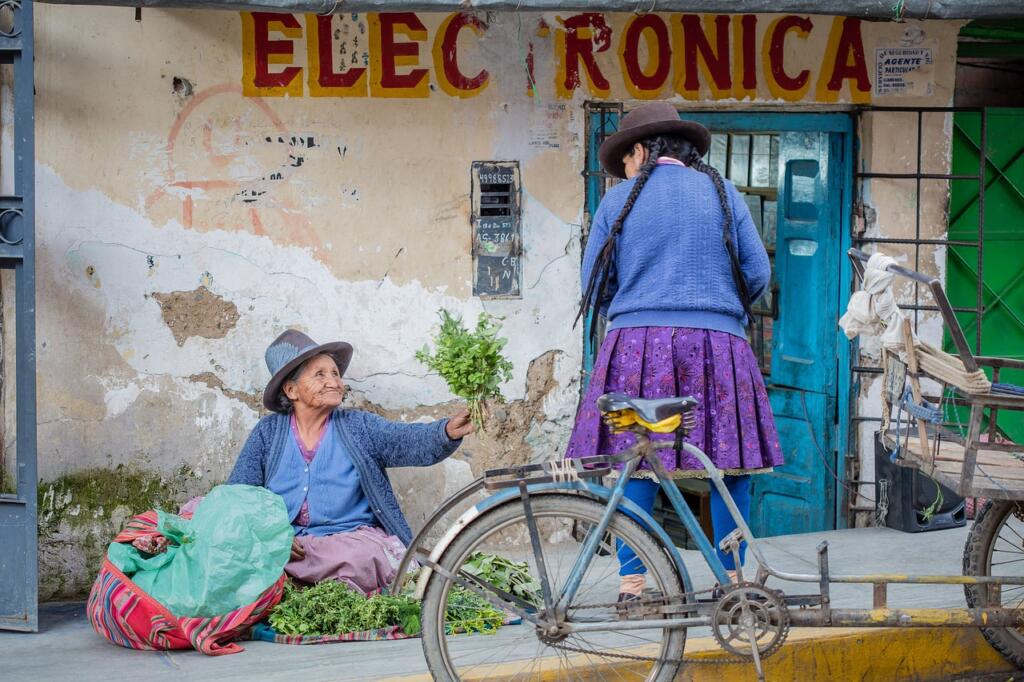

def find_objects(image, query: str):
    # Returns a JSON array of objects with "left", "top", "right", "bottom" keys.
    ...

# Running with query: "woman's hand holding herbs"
[{"left": 445, "top": 409, "right": 474, "bottom": 440}]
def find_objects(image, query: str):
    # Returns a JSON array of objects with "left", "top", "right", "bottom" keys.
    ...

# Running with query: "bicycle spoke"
[
  {"left": 999, "top": 521, "right": 1024, "bottom": 546},
  {"left": 994, "top": 534, "right": 1024, "bottom": 553},
  {"left": 992, "top": 547, "right": 1024, "bottom": 555}
]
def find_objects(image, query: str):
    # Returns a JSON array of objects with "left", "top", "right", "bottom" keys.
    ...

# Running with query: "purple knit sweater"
[{"left": 582, "top": 163, "right": 771, "bottom": 338}]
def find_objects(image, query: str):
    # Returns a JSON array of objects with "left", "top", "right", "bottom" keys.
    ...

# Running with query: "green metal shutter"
[{"left": 946, "top": 108, "right": 1024, "bottom": 442}]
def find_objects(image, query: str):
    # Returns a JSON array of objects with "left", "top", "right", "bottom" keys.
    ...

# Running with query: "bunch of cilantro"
[{"left": 416, "top": 309, "right": 514, "bottom": 433}]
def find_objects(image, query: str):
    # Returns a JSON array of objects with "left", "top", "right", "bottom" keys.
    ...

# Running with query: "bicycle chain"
[
  {"left": 566, "top": 584, "right": 713, "bottom": 610},
  {"left": 545, "top": 585, "right": 791, "bottom": 666}
]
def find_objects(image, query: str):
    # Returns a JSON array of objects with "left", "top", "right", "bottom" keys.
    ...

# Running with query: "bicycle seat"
[{"left": 596, "top": 393, "right": 697, "bottom": 424}]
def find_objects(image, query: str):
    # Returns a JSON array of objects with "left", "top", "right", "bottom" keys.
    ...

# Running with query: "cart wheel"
[{"left": 963, "top": 499, "right": 1024, "bottom": 668}]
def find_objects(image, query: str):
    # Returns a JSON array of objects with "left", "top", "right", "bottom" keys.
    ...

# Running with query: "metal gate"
[
  {"left": 947, "top": 108, "right": 1024, "bottom": 443},
  {"left": 0, "top": 0, "right": 38, "bottom": 633}
]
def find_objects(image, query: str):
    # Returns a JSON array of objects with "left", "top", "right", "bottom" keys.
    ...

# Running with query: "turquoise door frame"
[{"left": 583, "top": 109, "right": 854, "bottom": 535}]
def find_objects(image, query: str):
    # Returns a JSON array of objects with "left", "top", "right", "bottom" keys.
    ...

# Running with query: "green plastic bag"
[{"left": 107, "top": 484, "right": 293, "bottom": 617}]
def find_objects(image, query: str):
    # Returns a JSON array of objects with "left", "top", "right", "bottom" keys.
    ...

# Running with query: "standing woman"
[{"left": 565, "top": 102, "right": 784, "bottom": 602}]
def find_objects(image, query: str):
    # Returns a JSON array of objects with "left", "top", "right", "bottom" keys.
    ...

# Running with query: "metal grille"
[
  {"left": 583, "top": 102, "right": 623, "bottom": 231},
  {"left": 711, "top": 132, "right": 780, "bottom": 374},
  {"left": 846, "top": 106, "right": 988, "bottom": 516},
  {"left": 852, "top": 106, "right": 987, "bottom": 350},
  {"left": 581, "top": 102, "right": 623, "bottom": 385}
]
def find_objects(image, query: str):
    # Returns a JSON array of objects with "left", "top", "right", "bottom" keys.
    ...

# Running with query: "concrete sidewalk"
[{"left": 2, "top": 524, "right": 1018, "bottom": 681}]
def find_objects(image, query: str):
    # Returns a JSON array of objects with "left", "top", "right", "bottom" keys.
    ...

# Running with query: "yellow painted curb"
[
  {"left": 384, "top": 627, "right": 1017, "bottom": 681},
  {"left": 679, "top": 627, "right": 1017, "bottom": 681}
]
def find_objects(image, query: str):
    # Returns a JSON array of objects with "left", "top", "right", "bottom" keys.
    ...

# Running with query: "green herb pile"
[
  {"left": 415, "top": 309, "right": 514, "bottom": 433},
  {"left": 266, "top": 577, "right": 507, "bottom": 637},
  {"left": 268, "top": 580, "right": 422, "bottom": 636},
  {"left": 464, "top": 552, "right": 542, "bottom": 607},
  {"left": 442, "top": 587, "right": 504, "bottom": 635}
]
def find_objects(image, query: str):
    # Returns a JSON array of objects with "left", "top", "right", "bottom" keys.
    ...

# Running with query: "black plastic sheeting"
[{"left": 36, "top": 0, "right": 1024, "bottom": 20}]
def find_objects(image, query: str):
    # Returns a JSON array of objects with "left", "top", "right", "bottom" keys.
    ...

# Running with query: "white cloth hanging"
[{"left": 839, "top": 253, "right": 912, "bottom": 349}]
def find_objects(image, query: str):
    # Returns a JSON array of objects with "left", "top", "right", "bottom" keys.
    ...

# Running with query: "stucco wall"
[{"left": 22, "top": 7, "right": 961, "bottom": 596}]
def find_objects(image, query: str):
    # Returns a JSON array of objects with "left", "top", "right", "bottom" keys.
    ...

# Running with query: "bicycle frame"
[{"left": 392, "top": 428, "right": 1024, "bottom": 634}]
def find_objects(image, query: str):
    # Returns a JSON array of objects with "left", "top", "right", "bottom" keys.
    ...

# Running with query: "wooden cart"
[{"left": 848, "top": 248, "right": 1024, "bottom": 499}]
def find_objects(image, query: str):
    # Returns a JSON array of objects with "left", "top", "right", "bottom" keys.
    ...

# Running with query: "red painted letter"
[
  {"left": 434, "top": 13, "right": 489, "bottom": 97},
  {"left": 243, "top": 12, "right": 303, "bottom": 97},
  {"left": 822, "top": 17, "right": 871, "bottom": 101},
  {"left": 739, "top": 15, "right": 757, "bottom": 91},
  {"left": 305, "top": 15, "right": 367, "bottom": 96},
  {"left": 767, "top": 16, "right": 812, "bottom": 91},
  {"left": 556, "top": 13, "right": 612, "bottom": 98},
  {"left": 680, "top": 14, "right": 732, "bottom": 96},
  {"left": 620, "top": 14, "right": 671, "bottom": 97},
  {"left": 370, "top": 12, "right": 429, "bottom": 98}
]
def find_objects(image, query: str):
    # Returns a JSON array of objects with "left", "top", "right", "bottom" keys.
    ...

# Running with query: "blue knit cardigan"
[
  {"left": 227, "top": 409, "right": 461, "bottom": 545},
  {"left": 583, "top": 164, "right": 772, "bottom": 337}
]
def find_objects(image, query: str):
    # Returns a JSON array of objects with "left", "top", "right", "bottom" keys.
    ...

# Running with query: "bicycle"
[{"left": 389, "top": 250, "right": 1024, "bottom": 681}]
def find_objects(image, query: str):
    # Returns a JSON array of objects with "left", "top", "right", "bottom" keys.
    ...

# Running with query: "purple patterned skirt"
[{"left": 565, "top": 326, "right": 784, "bottom": 476}]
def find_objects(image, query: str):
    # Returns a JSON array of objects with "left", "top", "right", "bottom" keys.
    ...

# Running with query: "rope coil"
[
  {"left": 547, "top": 459, "right": 580, "bottom": 483},
  {"left": 912, "top": 341, "right": 991, "bottom": 395}
]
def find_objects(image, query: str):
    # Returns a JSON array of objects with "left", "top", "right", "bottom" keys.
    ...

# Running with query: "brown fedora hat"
[
  {"left": 262, "top": 329, "right": 353, "bottom": 412},
  {"left": 598, "top": 102, "right": 711, "bottom": 180}
]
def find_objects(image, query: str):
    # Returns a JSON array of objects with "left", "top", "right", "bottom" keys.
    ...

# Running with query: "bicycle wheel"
[
  {"left": 421, "top": 493, "right": 687, "bottom": 681},
  {"left": 963, "top": 499, "right": 1024, "bottom": 667}
]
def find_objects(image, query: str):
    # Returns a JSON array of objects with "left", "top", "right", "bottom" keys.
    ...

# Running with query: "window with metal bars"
[{"left": 851, "top": 108, "right": 987, "bottom": 378}]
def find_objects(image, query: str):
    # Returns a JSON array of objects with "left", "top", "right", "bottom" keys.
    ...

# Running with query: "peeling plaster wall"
[
  {"left": 33, "top": 8, "right": 586, "bottom": 486},
  {"left": 26, "top": 7, "right": 962, "bottom": 595},
  {"left": 30, "top": 8, "right": 591, "bottom": 596}
]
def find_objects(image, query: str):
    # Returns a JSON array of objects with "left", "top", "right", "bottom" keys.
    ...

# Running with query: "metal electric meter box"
[{"left": 471, "top": 161, "right": 522, "bottom": 298}]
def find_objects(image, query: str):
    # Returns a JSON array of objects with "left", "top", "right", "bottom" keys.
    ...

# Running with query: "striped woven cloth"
[{"left": 86, "top": 510, "right": 287, "bottom": 656}]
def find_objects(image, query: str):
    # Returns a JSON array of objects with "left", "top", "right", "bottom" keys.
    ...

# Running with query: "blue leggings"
[{"left": 616, "top": 476, "right": 752, "bottom": 577}]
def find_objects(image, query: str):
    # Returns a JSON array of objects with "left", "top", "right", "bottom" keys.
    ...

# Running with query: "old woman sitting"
[{"left": 227, "top": 329, "right": 473, "bottom": 595}]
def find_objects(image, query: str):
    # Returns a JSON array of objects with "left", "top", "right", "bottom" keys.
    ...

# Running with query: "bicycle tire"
[
  {"left": 963, "top": 499, "right": 1024, "bottom": 668},
  {"left": 420, "top": 493, "right": 687, "bottom": 681}
]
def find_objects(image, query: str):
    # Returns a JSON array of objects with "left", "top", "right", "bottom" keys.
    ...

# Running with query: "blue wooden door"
[
  {"left": 752, "top": 130, "right": 844, "bottom": 536},
  {"left": 583, "top": 111, "right": 851, "bottom": 537}
]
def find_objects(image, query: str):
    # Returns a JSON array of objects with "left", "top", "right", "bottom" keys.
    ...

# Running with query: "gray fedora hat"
[
  {"left": 262, "top": 329, "right": 353, "bottom": 412},
  {"left": 598, "top": 101, "right": 711, "bottom": 180}
]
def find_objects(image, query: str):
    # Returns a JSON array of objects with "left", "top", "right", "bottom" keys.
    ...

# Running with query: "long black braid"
[
  {"left": 576, "top": 137, "right": 664, "bottom": 339},
  {"left": 576, "top": 134, "right": 755, "bottom": 348}
]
